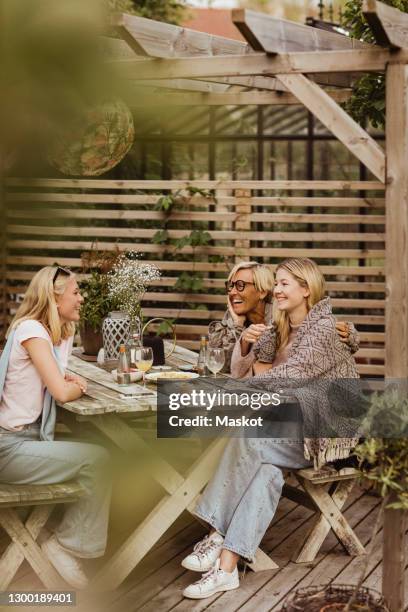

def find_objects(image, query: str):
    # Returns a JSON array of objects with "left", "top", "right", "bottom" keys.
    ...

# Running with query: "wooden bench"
[
  {"left": 283, "top": 465, "right": 366, "bottom": 563},
  {"left": 0, "top": 481, "right": 85, "bottom": 589}
]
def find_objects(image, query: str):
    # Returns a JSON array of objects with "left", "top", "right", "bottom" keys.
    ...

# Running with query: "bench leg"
[
  {"left": 0, "top": 507, "right": 64, "bottom": 589},
  {"left": 294, "top": 478, "right": 365, "bottom": 563}
]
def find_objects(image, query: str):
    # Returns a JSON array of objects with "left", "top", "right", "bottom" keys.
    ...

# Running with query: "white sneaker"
[
  {"left": 181, "top": 532, "right": 224, "bottom": 572},
  {"left": 41, "top": 535, "right": 89, "bottom": 590},
  {"left": 183, "top": 559, "right": 239, "bottom": 599}
]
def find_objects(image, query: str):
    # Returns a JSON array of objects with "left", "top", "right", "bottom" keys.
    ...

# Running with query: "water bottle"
[
  {"left": 127, "top": 333, "right": 142, "bottom": 370},
  {"left": 117, "top": 344, "right": 131, "bottom": 385}
]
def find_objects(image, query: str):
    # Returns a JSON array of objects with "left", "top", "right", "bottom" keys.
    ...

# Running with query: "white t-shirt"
[{"left": 0, "top": 320, "right": 73, "bottom": 432}]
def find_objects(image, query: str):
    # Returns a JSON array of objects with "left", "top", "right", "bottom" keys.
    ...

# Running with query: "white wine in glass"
[
  {"left": 206, "top": 347, "right": 225, "bottom": 378},
  {"left": 135, "top": 347, "right": 153, "bottom": 386}
]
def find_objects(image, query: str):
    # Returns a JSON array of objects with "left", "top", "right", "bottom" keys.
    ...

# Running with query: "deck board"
[{"left": 5, "top": 489, "right": 395, "bottom": 611}]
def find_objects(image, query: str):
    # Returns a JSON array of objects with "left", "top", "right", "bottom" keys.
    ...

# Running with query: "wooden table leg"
[
  {"left": 92, "top": 437, "right": 228, "bottom": 590},
  {"left": 86, "top": 414, "right": 278, "bottom": 585}
]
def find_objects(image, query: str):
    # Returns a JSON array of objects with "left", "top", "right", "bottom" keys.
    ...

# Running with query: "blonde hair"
[
  {"left": 274, "top": 257, "right": 326, "bottom": 350},
  {"left": 8, "top": 267, "right": 76, "bottom": 344},
  {"left": 228, "top": 261, "right": 274, "bottom": 301}
]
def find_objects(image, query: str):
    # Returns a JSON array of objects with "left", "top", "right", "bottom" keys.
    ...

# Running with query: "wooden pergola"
[{"left": 1, "top": 1, "right": 407, "bottom": 607}]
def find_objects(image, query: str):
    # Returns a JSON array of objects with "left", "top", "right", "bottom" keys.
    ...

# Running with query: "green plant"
[
  {"left": 152, "top": 186, "right": 216, "bottom": 308},
  {"left": 356, "top": 389, "right": 408, "bottom": 509},
  {"left": 341, "top": 0, "right": 408, "bottom": 128},
  {"left": 79, "top": 246, "right": 121, "bottom": 331},
  {"left": 80, "top": 269, "right": 115, "bottom": 332}
]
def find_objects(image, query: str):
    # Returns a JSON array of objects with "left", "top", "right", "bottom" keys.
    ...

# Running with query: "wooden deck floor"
[{"left": 5, "top": 485, "right": 407, "bottom": 611}]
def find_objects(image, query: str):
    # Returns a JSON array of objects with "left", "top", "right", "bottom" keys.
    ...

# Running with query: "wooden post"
[
  {"left": 234, "top": 189, "right": 251, "bottom": 263},
  {"left": 382, "top": 498, "right": 407, "bottom": 612},
  {"left": 384, "top": 63, "right": 408, "bottom": 611},
  {"left": 385, "top": 64, "right": 408, "bottom": 377}
]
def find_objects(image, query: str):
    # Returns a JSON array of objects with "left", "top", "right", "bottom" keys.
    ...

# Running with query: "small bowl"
[{"left": 111, "top": 369, "right": 143, "bottom": 383}]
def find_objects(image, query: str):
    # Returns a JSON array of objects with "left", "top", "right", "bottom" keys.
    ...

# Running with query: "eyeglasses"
[
  {"left": 52, "top": 266, "right": 71, "bottom": 284},
  {"left": 225, "top": 280, "right": 255, "bottom": 293}
]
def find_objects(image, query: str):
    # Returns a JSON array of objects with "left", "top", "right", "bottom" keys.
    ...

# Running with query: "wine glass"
[
  {"left": 206, "top": 347, "right": 225, "bottom": 378},
  {"left": 135, "top": 347, "right": 153, "bottom": 387}
]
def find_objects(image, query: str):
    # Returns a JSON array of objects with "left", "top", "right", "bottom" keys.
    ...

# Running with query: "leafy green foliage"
[
  {"left": 80, "top": 270, "right": 116, "bottom": 332},
  {"left": 155, "top": 194, "right": 176, "bottom": 212},
  {"left": 152, "top": 228, "right": 169, "bottom": 244},
  {"left": 342, "top": 0, "right": 408, "bottom": 128},
  {"left": 106, "top": 0, "right": 187, "bottom": 24},
  {"left": 355, "top": 390, "right": 408, "bottom": 509},
  {"left": 155, "top": 318, "right": 176, "bottom": 336},
  {"left": 175, "top": 272, "right": 204, "bottom": 292}
]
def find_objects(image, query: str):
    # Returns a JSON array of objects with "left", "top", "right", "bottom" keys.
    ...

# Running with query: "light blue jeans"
[
  {"left": 193, "top": 437, "right": 312, "bottom": 562},
  {"left": 0, "top": 424, "right": 111, "bottom": 558}
]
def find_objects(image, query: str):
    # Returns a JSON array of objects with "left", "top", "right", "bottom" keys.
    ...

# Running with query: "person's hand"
[
  {"left": 336, "top": 321, "right": 350, "bottom": 343},
  {"left": 241, "top": 324, "right": 271, "bottom": 345},
  {"left": 227, "top": 296, "right": 246, "bottom": 327},
  {"left": 65, "top": 373, "right": 87, "bottom": 393}
]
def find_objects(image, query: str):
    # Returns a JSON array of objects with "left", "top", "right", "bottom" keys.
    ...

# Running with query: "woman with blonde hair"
[
  {"left": 181, "top": 258, "right": 360, "bottom": 600},
  {"left": 209, "top": 260, "right": 356, "bottom": 374},
  {"left": 208, "top": 261, "right": 274, "bottom": 372},
  {"left": 0, "top": 266, "right": 111, "bottom": 589}
]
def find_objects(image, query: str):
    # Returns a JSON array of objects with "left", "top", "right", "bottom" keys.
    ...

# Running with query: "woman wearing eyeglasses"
[
  {"left": 208, "top": 262, "right": 274, "bottom": 372},
  {"left": 0, "top": 266, "right": 111, "bottom": 589},
  {"left": 209, "top": 261, "right": 358, "bottom": 376}
]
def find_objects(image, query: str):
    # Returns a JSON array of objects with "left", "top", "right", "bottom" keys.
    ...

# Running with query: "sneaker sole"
[
  {"left": 183, "top": 581, "right": 239, "bottom": 599},
  {"left": 181, "top": 558, "right": 217, "bottom": 572}
]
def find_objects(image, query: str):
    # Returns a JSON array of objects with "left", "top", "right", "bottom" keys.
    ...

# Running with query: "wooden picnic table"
[
  {"left": 58, "top": 344, "right": 241, "bottom": 590},
  {"left": 57, "top": 343, "right": 363, "bottom": 591}
]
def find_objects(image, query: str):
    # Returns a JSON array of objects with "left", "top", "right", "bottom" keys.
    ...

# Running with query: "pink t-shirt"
[{"left": 0, "top": 320, "right": 73, "bottom": 432}]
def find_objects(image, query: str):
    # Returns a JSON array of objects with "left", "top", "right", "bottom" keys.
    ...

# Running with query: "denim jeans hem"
[
  {"left": 222, "top": 541, "right": 253, "bottom": 563},
  {"left": 54, "top": 534, "right": 105, "bottom": 559},
  {"left": 193, "top": 509, "right": 254, "bottom": 562},
  {"left": 192, "top": 509, "right": 226, "bottom": 538}
]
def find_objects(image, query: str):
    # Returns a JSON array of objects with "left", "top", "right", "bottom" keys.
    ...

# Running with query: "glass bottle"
[
  {"left": 117, "top": 344, "right": 131, "bottom": 385},
  {"left": 196, "top": 335, "right": 208, "bottom": 375},
  {"left": 127, "top": 333, "right": 142, "bottom": 370}
]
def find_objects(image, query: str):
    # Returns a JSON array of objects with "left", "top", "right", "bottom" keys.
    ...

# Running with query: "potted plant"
[
  {"left": 101, "top": 251, "right": 161, "bottom": 361},
  {"left": 79, "top": 247, "right": 120, "bottom": 356}
]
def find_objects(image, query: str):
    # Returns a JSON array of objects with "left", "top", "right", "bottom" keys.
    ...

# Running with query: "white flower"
[{"left": 107, "top": 251, "right": 161, "bottom": 318}]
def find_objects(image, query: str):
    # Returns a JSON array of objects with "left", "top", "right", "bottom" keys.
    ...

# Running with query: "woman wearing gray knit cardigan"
[{"left": 181, "top": 258, "right": 360, "bottom": 600}]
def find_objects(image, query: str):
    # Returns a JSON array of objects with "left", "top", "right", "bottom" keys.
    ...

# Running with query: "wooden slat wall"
[{"left": 5, "top": 179, "right": 385, "bottom": 375}]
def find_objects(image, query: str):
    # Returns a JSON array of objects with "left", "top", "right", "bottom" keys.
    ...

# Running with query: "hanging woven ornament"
[{"left": 48, "top": 98, "right": 134, "bottom": 176}]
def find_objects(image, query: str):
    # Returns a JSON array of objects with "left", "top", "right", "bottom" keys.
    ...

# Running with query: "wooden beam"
[
  {"left": 110, "top": 12, "right": 251, "bottom": 58},
  {"left": 108, "top": 15, "right": 287, "bottom": 92},
  {"left": 107, "top": 14, "right": 364, "bottom": 89},
  {"left": 385, "top": 63, "right": 408, "bottom": 376},
  {"left": 127, "top": 88, "right": 352, "bottom": 106},
  {"left": 111, "top": 49, "right": 395, "bottom": 81},
  {"left": 363, "top": 0, "right": 408, "bottom": 49},
  {"left": 277, "top": 73, "right": 385, "bottom": 182},
  {"left": 132, "top": 78, "right": 231, "bottom": 93},
  {"left": 232, "top": 8, "right": 372, "bottom": 52},
  {"left": 205, "top": 75, "right": 287, "bottom": 92}
]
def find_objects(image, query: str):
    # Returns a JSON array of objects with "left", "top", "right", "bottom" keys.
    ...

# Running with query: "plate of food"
[
  {"left": 111, "top": 369, "right": 143, "bottom": 383},
  {"left": 145, "top": 371, "right": 200, "bottom": 382}
]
